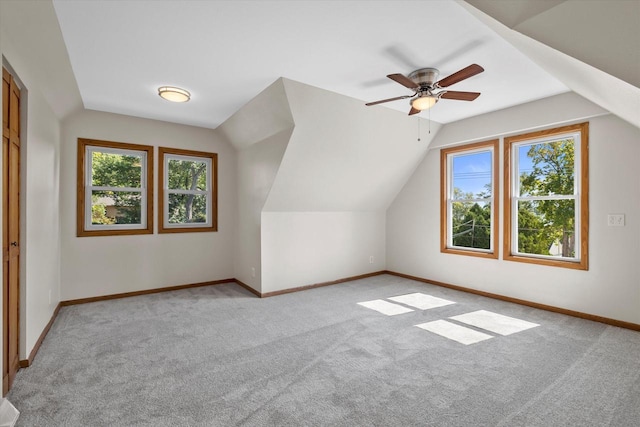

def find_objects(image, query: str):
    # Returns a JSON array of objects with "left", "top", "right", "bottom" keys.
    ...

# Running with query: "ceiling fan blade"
[
  {"left": 365, "top": 94, "right": 414, "bottom": 106},
  {"left": 439, "top": 91, "right": 481, "bottom": 101},
  {"left": 408, "top": 107, "right": 420, "bottom": 115},
  {"left": 435, "top": 64, "right": 484, "bottom": 88},
  {"left": 387, "top": 73, "right": 419, "bottom": 90}
]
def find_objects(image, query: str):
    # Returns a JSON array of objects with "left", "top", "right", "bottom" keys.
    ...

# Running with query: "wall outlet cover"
[{"left": 607, "top": 214, "right": 625, "bottom": 227}]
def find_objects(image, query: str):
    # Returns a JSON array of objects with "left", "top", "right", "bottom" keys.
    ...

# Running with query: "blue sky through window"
[
  {"left": 452, "top": 151, "right": 492, "bottom": 198},
  {"left": 518, "top": 144, "right": 536, "bottom": 177},
  {"left": 451, "top": 147, "right": 538, "bottom": 199}
]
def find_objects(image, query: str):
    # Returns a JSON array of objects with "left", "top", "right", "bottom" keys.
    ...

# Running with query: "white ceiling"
[
  {"left": 467, "top": 0, "right": 640, "bottom": 88},
  {"left": 51, "top": 0, "right": 569, "bottom": 129}
]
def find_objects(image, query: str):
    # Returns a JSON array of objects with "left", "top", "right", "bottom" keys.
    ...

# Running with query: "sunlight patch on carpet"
[
  {"left": 450, "top": 310, "right": 539, "bottom": 336},
  {"left": 357, "top": 299, "right": 414, "bottom": 316},
  {"left": 388, "top": 293, "right": 455, "bottom": 310},
  {"left": 415, "top": 320, "right": 493, "bottom": 345}
]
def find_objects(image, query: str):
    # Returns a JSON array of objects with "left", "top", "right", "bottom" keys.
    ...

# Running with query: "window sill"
[
  {"left": 503, "top": 253, "right": 588, "bottom": 270},
  {"left": 77, "top": 228, "right": 153, "bottom": 237},
  {"left": 158, "top": 225, "right": 217, "bottom": 234},
  {"left": 441, "top": 247, "right": 498, "bottom": 259}
]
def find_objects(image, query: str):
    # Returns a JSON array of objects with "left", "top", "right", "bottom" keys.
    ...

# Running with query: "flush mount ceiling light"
[{"left": 158, "top": 86, "right": 190, "bottom": 103}]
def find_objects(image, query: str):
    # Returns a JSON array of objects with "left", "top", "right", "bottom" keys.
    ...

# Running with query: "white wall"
[
  {"left": 254, "top": 79, "right": 440, "bottom": 293},
  {"left": 218, "top": 79, "right": 294, "bottom": 293},
  {"left": 387, "top": 95, "right": 640, "bottom": 324},
  {"left": 21, "top": 88, "right": 62, "bottom": 356},
  {"left": 1, "top": 39, "right": 63, "bottom": 359},
  {"left": 60, "top": 110, "right": 237, "bottom": 300},
  {"left": 265, "top": 79, "right": 440, "bottom": 212},
  {"left": 223, "top": 78, "right": 440, "bottom": 294},
  {"left": 234, "top": 130, "right": 290, "bottom": 291},
  {"left": 261, "top": 212, "right": 386, "bottom": 294}
]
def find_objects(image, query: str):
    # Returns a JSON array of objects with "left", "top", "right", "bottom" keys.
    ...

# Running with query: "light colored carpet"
[
  {"left": 388, "top": 292, "right": 455, "bottom": 310},
  {"left": 357, "top": 299, "right": 413, "bottom": 316},
  {"left": 7, "top": 274, "right": 640, "bottom": 426},
  {"left": 415, "top": 320, "right": 493, "bottom": 345},
  {"left": 449, "top": 309, "right": 539, "bottom": 336}
]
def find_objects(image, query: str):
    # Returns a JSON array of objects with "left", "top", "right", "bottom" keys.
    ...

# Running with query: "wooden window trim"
[
  {"left": 77, "top": 138, "right": 154, "bottom": 237},
  {"left": 440, "top": 139, "right": 500, "bottom": 259},
  {"left": 158, "top": 147, "right": 218, "bottom": 234},
  {"left": 503, "top": 122, "right": 589, "bottom": 270}
]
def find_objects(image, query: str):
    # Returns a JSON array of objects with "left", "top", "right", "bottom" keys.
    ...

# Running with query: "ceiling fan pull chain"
[{"left": 417, "top": 117, "right": 421, "bottom": 142}]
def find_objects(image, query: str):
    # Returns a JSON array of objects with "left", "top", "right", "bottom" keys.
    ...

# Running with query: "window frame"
[
  {"left": 440, "top": 139, "right": 499, "bottom": 259},
  {"left": 503, "top": 122, "right": 589, "bottom": 270},
  {"left": 158, "top": 147, "right": 218, "bottom": 234},
  {"left": 77, "top": 138, "right": 154, "bottom": 237}
]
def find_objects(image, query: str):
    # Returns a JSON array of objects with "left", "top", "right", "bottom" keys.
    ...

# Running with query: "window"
[
  {"left": 158, "top": 147, "right": 217, "bottom": 233},
  {"left": 441, "top": 140, "right": 499, "bottom": 258},
  {"left": 77, "top": 138, "right": 154, "bottom": 237},
  {"left": 504, "top": 122, "right": 588, "bottom": 270}
]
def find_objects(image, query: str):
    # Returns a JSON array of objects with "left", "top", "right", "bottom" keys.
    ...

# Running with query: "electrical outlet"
[
  {"left": 369, "top": 256, "right": 374, "bottom": 264},
  {"left": 607, "top": 214, "right": 625, "bottom": 227},
  {"left": 251, "top": 267, "right": 256, "bottom": 278},
  {"left": 48, "top": 290, "right": 52, "bottom": 305}
]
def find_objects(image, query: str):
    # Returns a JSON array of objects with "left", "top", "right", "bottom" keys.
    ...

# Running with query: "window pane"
[
  {"left": 452, "top": 201, "right": 491, "bottom": 250},
  {"left": 91, "top": 191, "right": 142, "bottom": 225},
  {"left": 91, "top": 151, "right": 142, "bottom": 188},
  {"left": 168, "top": 193, "right": 208, "bottom": 224},
  {"left": 168, "top": 158, "right": 208, "bottom": 191},
  {"left": 518, "top": 139, "right": 574, "bottom": 197},
  {"left": 517, "top": 199, "right": 576, "bottom": 257},
  {"left": 452, "top": 151, "right": 492, "bottom": 199}
]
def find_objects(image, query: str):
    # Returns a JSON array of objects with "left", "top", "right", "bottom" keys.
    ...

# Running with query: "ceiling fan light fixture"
[
  {"left": 411, "top": 95, "right": 438, "bottom": 111},
  {"left": 158, "top": 86, "right": 191, "bottom": 102}
]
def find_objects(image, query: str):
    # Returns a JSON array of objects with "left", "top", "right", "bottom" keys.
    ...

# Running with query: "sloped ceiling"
[
  {"left": 262, "top": 79, "right": 439, "bottom": 212},
  {"left": 50, "top": 0, "right": 568, "bottom": 129},
  {"left": 3, "top": 1, "right": 637, "bottom": 131},
  {"left": 222, "top": 76, "right": 439, "bottom": 213},
  {"left": 217, "top": 79, "right": 294, "bottom": 151},
  {"left": 466, "top": 0, "right": 640, "bottom": 88},
  {"left": 0, "top": 0, "right": 83, "bottom": 118},
  {"left": 463, "top": 0, "right": 640, "bottom": 129}
]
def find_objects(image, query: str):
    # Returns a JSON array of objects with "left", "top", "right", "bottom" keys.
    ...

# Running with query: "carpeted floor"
[{"left": 7, "top": 274, "right": 640, "bottom": 426}]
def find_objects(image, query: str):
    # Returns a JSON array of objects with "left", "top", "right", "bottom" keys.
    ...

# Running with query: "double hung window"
[
  {"left": 441, "top": 140, "right": 499, "bottom": 258},
  {"left": 158, "top": 147, "right": 217, "bottom": 233},
  {"left": 77, "top": 138, "right": 153, "bottom": 236},
  {"left": 504, "top": 122, "right": 588, "bottom": 269}
]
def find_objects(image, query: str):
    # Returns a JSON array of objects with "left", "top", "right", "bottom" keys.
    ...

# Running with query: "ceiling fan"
[{"left": 365, "top": 64, "right": 484, "bottom": 115}]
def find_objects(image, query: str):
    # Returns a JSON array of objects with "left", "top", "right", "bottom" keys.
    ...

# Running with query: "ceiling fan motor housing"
[{"left": 408, "top": 68, "right": 440, "bottom": 88}]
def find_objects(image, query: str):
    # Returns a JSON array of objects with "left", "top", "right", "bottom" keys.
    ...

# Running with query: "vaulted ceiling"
[
  {"left": 50, "top": 0, "right": 575, "bottom": 129},
  {"left": 464, "top": 0, "right": 640, "bottom": 129},
  {"left": 3, "top": 1, "right": 638, "bottom": 130}
]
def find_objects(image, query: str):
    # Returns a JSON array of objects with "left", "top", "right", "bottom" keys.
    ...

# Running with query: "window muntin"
[
  {"left": 441, "top": 140, "right": 499, "bottom": 258},
  {"left": 504, "top": 122, "right": 588, "bottom": 269},
  {"left": 87, "top": 147, "right": 146, "bottom": 228},
  {"left": 165, "top": 155, "right": 210, "bottom": 226},
  {"left": 158, "top": 147, "right": 217, "bottom": 233},
  {"left": 77, "top": 139, "right": 154, "bottom": 237}
]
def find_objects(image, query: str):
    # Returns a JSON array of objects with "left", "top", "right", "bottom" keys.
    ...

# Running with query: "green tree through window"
[
  {"left": 516, "top": 139, "right": 576, "bottom": 257},
  {"left": 91, "top": 151, "right": 143, "bottom": 225},
  {"left": 504, "top": 122, "right": 588, "bottom": 270},
  {"left": 451, "top": 188, "right": 491, "bottom": 250},
  {"left": 166, "top": 158, "right": 208, "bottom": 224},
  {"left": 77, "top": 138, "right": 153, "bottom": 237},
  {"left": 158, "top": 147, "right": 218, "bottom": 234},
  {"left": 441, "top": 139, "right": 498, "bottom": 259}
]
